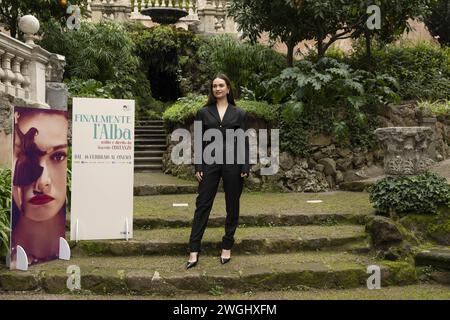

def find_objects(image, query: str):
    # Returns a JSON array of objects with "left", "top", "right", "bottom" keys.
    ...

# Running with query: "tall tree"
[
  {"left": 0, "top": 0, "right": 86, "bottom": 39},
  {"left": 229, "top": 0, "right": 434, "bottom": 64},
  {"left": 425, "top": 0, "right": 450, "bottom": 46},
  {"left": 228, "top": 0, "right": 312, "bottom": 67}
]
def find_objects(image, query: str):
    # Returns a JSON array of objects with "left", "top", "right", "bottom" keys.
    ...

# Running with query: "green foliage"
[
  {"left": 126, "top": 23, "right": 205, "bottom": 101},
  {"left": 0, "top": 168, "right": 11, "bottom": 256},
  {"left": 369, "top": 172, "right": 450, "bottom": 215},
  {"left": 162, "top": 94, "right": 207, "bottom": 124},
  {"left": 265, "top": 58, "right": 399, "bottom": 154},
  {"left": 162, "top": 94, "right": 280, "bottom": 125},
  {"left": 350, "top": 41, "right": 450, "bottom": 101},
  {"left": 418, "top": 99, "right": 450, "bottom": 116},
  {"left": 228, "top": 0, "right": 307, "bottom": 65},
  {"left": 0, "top": 0, "right": 87, "bottom": 38},
  {"left": 39, "top": 20, "right": 139, "bottom": 82},
  {"left": 229, "top": 0, "right": 433, "bottom": 61},
  {"left": 197, "top": 35, "right": 286, "bottom": 98},
  {"left": 39, "top": 20, "right": 154, "bottom": 115},
  {"left": 425, "top": 0, "right": 450, "bottom": 46},
  {"left": 236, "top": 100, "right": 280, "bottom": 124}
]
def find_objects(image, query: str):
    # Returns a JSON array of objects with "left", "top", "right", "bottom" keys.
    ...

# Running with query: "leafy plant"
[
  {"left": 127, "top": 23, "right": 205, "bottom": 101},
  {"left": 162, "top": 94, "right": 280, "bottom": 126},
  {"left": 369, "top": 172, "right": 450, "bottom": 215},
  {"left": 349, "top": 41, "right": 450, "bottom": 101},
  {"left": 265, "top": 58, "right": 399, "bottom": 154},
  {"left": 0, "top": 168, "right": 11, "bottom": 256},
  {"left": 418, "top": 99, "right": 450, "bottom": 116},
  {"left": 197, "top": 35, "right": 286, "bottom": 98}
]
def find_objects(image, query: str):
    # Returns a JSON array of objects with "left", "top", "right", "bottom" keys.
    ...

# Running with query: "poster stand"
[
  {"left": 15, "top": 245, "right": 28, "bottom": 271},
  {"left": 59, "top": 237, "right": 71, "bottom": 260},
  {"left": 125, "top": 217, "right": 129, "bottom": 241},
  {"left": 14, "top": 238, "right": 71, "bottom": 271},
  {"left": 75, "top": 218, "right": 79, "bottom": 242}
]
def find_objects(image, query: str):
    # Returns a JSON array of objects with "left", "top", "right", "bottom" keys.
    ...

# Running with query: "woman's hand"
[
  {"left": 195, "top": 171, "right": 203, "bottom": 182},
  {"left": 240, "top": 172, "right": 248, "bottom": 178}
]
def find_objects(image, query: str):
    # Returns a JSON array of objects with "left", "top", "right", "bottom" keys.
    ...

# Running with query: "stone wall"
[{"left": 162, "top": 101, "right": 450, "bottom": 192}]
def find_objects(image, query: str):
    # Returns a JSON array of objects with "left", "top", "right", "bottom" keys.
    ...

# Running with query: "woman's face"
[
  {"left": 13, "top": 113, "right": 68, "bottom": 221},
  {"left": 212, "top": 78, "right": 229, "bottom": 100}
]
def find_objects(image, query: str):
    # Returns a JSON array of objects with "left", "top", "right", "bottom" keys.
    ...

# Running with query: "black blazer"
[{"left": 194, "top": 103, "right": 250, "bottom": 174}]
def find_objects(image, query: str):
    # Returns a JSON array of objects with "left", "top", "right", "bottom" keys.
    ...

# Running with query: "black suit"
[{"left": 189, "top": 103, "right": 250, "bottom": 252}]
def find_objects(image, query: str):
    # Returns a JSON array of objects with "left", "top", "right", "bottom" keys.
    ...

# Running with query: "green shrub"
[
  {"left": 350, "top": 41, "right": 450, "bottom": 101},
  {"left": 127, "top": 23, "right": 205, "bottom": 101},
  {"left": 197, "top": 35, "right": 286, "bottom": 99},
  {"left": 163, "top": 94, "right": 280, "bottom": 125},
  {"left": 163, "top": 94, "right": 207, "bottom": 124},
  {"left": 39, "top": 20, "right": 154, "bottom": 114},
  {"left": 266, "top": 58, "right": 399, "bottom": 155},
  {"left": 418, "top": 99, "right": 450, "bottom": 117},
  {"left": 0, "top": 168, "right": 11, "bottom": 256},
  {"left": 369, "top": 172, "right": 450, "bottom": 215}
]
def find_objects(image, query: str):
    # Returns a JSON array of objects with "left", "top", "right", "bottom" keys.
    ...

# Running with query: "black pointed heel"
[
  {"left": 186, "top": 253, "right": 199, "bottom": 269},
  {"left": 220, "top": 257, "right": 231, "bottom": 265}
]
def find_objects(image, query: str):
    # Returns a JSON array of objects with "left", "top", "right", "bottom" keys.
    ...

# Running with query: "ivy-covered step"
[
  {"left": 415, "top": 247, "right": 450, "bottom": 270},
  {"left": 134, "top": 172, "right": 197, "bottom": 195},
  {"left": 68, "top": 225, "right": 368, "bottom": 256},
  {"left": 0, "top": 252, "right": 417, "bottom": 295},
  {"left": 132, "top": 191, "right": 374, "bottom": 228}
]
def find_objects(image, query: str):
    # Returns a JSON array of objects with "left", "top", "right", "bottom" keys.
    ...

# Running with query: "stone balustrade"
[
  {"left": 0, "top": 16, "right": 66, "bottom": 108},
  {"left": 88, "top": 0, "right": 238, "bottom": 34}
]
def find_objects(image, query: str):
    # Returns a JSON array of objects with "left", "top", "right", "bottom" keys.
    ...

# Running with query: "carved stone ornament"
[{"left": 375, "top": 127, "right": 435, "bottom": 176}]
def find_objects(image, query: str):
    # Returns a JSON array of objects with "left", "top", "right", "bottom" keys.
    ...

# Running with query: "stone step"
[
  {"left": 132, "top": 192, "right": 375, "bottom": 226},
  {"left": 134, "top": 157, "right": 163, "bottom": 164},
  {"left": 134, "top": 184, "right": 197, "bottom": 196},
  {"left": 1, "top": 284, "right": 449, "bottom": 300},
  {"left": 134, "top": 164, "right": 163, "bottom": 171},
  {"left": 415, "top": 247, "right": 450, "bottom": 270},
  {"left": 135, "top": 124, "right": 165, "bottom": 128},
  {"left": 135, "top": 150, "right": 165, "bottom": 157},
  {"left": 134, "top": 144, "right": 166, "bottom": 151},
  {"left": 131, "top": 212, "right": 370, "bottom": 229},
  {"left": 135, "top": 128, "right": 165, "bottom": 132},
  {"left": 68, "top": 225, "right": 368, "bottom": 256},
  {"left": 135, "top": 133, "right": 167, "bottom": 138},
  {"left": 0, "top": 253, "right": 417, "bottom": 294},
  {"left": 136, "top": 120, "right": 164, "bottom": 126},
  {"left": 135, "top": 138, "right": 166, "bottom": 143}
]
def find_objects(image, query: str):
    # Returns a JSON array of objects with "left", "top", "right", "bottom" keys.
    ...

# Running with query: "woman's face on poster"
[{"left": 13, "top": 113, "right": 68, "bottom": 221}]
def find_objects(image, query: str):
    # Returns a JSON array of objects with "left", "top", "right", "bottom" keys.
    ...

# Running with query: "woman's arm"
[
  {"left": 240, "top": 110, "right": 250, "bottom": 175},
  {"left": 194, "top": 109, "right": 204, "bottom": 174}
]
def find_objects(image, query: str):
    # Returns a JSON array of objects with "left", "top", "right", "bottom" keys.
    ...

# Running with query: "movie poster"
[
  {"left": 70, "top": 98, "right": 134, "bottom": 240},
  {"left": 10, "top": 107, "right": 68, "bottom": 268}
]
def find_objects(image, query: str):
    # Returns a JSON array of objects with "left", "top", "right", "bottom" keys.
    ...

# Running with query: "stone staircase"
[
  {"left": 0, "top": 188, "right": 425, "bottom": 296},
  {"left": 134, "top": 119, "right": 167, "bottom": 172}
]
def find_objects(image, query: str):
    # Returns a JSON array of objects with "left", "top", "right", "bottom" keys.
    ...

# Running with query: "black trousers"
[{"left": 189, "top": 164, "right": 244, "bottom": 252}]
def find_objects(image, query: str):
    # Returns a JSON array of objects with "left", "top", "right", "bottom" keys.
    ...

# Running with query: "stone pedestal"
[
  {"left": 375, "top": 127, "right": 435, "bottom": 176},
  {"left": 46, "top": 82, "right": 68, "bottom": 111}
]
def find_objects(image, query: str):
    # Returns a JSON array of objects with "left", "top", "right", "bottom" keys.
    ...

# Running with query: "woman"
[
  {"left": 186, "top": 74, "right": 250, "bottom": 269},
  {"left": 10, "top": 107, "right": 68, "bottom": 267}
]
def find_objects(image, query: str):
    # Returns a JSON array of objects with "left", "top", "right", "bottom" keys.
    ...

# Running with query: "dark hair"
[{"left": 205, "top": 74, "right": 236, "bottom": 107}]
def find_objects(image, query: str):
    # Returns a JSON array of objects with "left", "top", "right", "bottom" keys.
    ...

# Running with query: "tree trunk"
[
  {"left": 287, "top": 41, "right": 295, "bottom": 67},
  {"left": 317, "top": 37, "right": 325, "bottom": 59}
]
